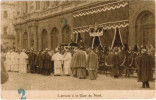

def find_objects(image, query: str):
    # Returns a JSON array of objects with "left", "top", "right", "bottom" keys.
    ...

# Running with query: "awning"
[{"left": 73, "top": 1, "right": 129, "bottom": 33}]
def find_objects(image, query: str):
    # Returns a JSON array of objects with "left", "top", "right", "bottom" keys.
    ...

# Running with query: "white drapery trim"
[
  {"left": 73, "top": 1, "right": 128, "bottom": 18},
  {"left": 73, "top": 20, "right": 129, "bottom": 34}
]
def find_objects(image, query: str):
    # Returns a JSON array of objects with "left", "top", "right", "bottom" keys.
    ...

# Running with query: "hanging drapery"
[
  {"left": 111, "top": 27, "right": 123, "bottom": 49},
  {"left": 73, "top": 20, "right": 129, "bottom": 34}
]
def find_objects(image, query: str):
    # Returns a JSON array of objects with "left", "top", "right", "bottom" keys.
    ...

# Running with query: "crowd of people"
[{"left": 1, "top": 39, "right": 155, "bottom": 88}]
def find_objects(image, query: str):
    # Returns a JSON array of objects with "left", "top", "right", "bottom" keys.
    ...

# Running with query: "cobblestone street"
[{"left": 2, "top": 72, "right": 155, "bottom": 90}]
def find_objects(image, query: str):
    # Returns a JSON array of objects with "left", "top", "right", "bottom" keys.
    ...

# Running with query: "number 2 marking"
[{"left": 18, "top": 88, "right": 26, "bottom": 100}]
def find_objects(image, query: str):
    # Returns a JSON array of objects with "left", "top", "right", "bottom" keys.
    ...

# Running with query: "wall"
[{"left": 128, "top": 1, "right": 155, "bottom": 46}]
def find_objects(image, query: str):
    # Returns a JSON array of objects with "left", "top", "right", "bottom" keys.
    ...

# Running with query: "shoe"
[
  {"left": 146, "top": 86, "right": 150, "bottom": 88},
  {"left": 142, "top": 86, "right": 145, "bottom": 88}
]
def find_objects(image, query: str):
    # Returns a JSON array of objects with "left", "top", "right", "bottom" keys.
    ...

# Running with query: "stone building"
[
  {"left": 13, "top": 1, "right": 155, "bottom": 51},
  {"left": 1, "top": 1, "right": 17, "bottom": 51}
]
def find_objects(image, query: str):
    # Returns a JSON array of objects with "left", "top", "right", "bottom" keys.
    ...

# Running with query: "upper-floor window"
[
  {"left": 3, "top": 11, "right": 8, "bottom": 18},
  {"left": 44, "top": 1, "right": 50, "bottom": 9},
  {"left": 36, "top": 1, "right": 40, "bottom": 10},
  {"left": 23, "top": 1, "right": 28, "bottom": 15}
]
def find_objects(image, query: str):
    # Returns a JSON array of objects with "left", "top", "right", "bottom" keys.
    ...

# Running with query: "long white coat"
[
  {"left": 11, "top": 52, "right": 20, "bottom": 72},
  {"left": 63, "top": 52, "right": 72, "bottom": 75},
  {"left": 5, "top": 52, "right": 11, "bottom": 71},
  {"left": 52, "top": 52, "right": 63, "bottom": 75},
  {"left": 19, "top": 52, "right": 28, "bottom": 73}
]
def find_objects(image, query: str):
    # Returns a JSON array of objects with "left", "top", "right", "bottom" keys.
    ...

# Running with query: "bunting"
[
  {"left": 73, "top": 1, "right": 128, "bottom": 18},
  {"left": 73, "top": 20, "right": 129, "bottom": 34}
]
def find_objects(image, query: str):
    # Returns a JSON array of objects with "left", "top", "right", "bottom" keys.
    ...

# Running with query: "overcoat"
[{"left": 136, "top": 53, "right": 153, "bottom": 82}]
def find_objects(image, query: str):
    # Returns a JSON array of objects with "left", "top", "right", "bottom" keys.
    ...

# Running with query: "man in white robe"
[
  {"left": 10, "top": 50, "right": 20, "bottom": 72},
  {"left": 19, "top": 49, "right": 28, "bottom": 73},
  {"left": 63, "top": 48, "right": 72, "bottom": 75},
  {"left": 5, "top": 50, "right": 12, "bottom": 71},
  {"left": 52, "top": 48, "right": 63, "bottom": 76}
]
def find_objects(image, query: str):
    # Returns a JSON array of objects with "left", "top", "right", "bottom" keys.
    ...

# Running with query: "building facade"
[
  {"left": 13, "top": 1, "right": 155, "bottom": 51},
  {"left": 1, "top": 1, "right": 17, "bottom": 51}
]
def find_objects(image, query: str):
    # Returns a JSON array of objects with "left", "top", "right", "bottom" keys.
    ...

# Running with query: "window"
[
  {"left": 4, "top": 26, "right": 8, "bottom": 35},
  {"left": 36, "top": 1, "right": 40, "bottom": 10},
  {"left": 3, "top": 11, "right": 8, "bottom": 18},
  {"left": 44, "top": 1, "right": 50, "bottom": 9}
]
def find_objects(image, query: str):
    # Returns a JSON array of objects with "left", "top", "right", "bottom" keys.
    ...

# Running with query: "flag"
[{"left": 111, "top": 27, "right": 123, "bottom": 49}]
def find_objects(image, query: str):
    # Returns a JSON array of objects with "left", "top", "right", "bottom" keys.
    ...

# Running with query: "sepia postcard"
[{"left": 1, "top": 0, "right": 155, "bottom": 99}]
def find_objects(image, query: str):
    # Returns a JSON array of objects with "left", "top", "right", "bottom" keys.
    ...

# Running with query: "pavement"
[{"left": 1, "top": 72, "right": 155, "bottom": 90}]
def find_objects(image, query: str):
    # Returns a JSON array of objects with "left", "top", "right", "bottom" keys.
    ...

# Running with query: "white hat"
[
  {"left": 55, "top": 48, "right": 59, "bottom": 52},
  {"left": 141, "top": 49, "right": 147, "bottom": 54}
]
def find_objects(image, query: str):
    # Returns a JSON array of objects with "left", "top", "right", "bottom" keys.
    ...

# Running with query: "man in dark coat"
[
  {"left": 43, "top": 49, "right": 51, "bottom": 75},
  {"left": 136, "top": 49, "right": 154, "bottom": 88},
  {"left": 1, "top": 56, "right": 9, "bottom": 84},
  {"left": 35, "top": 50, "right": 42, "bottom": 74},
  {"left": 28, "top": 50, "right": 36, "bottom": 73},
  {"left": 40, "top": 51, "right": 45, "bottom": 74},
  {"left": 112, "top": 48, "right": 120, "bottom": 78}
]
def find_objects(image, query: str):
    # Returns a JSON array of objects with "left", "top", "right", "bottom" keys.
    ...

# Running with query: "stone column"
[
  {"left": 28, "top": 27, "right": 31, "bottom": 50},
  {"left": 19, "top": 29, "right": 23, "bottom": 50},
  {"left": 15, "top": 29, "right": 18, "bottom": 50}
]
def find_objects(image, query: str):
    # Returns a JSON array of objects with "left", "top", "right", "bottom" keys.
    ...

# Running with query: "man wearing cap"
[
  {"left": 19, "top": 49, "right": 28, "bottom": 73},
  {"left": 136, "top": 49, "right": 154, "bottom": 88},
  {"left": 52, "top": 48, "right": 63, "bottom": 75},
  {"left": 87, "top": 49, "right": 98, "bottom": 80}
]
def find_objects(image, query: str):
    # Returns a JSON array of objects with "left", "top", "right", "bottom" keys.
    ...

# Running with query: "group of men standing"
[
  {"left": 5, "top": 49, "right": 28, "bottom": 73},
  {"left": 2, "top": 41, "right": 155, "bottom": 87}
]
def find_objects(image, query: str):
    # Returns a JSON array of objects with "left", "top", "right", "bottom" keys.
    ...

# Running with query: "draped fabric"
[
  {"left": 73, "top": 1, "right": 129, "bottom": 48},
  {"left": 73, "top": 1, "right": 128, "bottom": 29},
  {"left": 111, "top": 27, "right": 123, "bottom": 49}
]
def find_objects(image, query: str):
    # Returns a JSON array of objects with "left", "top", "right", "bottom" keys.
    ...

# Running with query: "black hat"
[{"left": 133, "top": 45, "right": 138, "bottom": 52}]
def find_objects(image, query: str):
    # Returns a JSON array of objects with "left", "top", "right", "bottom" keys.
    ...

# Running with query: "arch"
[
  {"left": 51, "top": 27, "right": 59, "bottom": 50},
  {"left": 23, "top": 32, "right": 28, "bottom": 49},
  {"left": 62, "top": 25, "right": 71, "bottom": 43},
  {"left": 135, "top": 10, "right": 155, "bottom": 46},
  {"left": 42, "top": 29, "right": 48, "bottom": 50}
]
